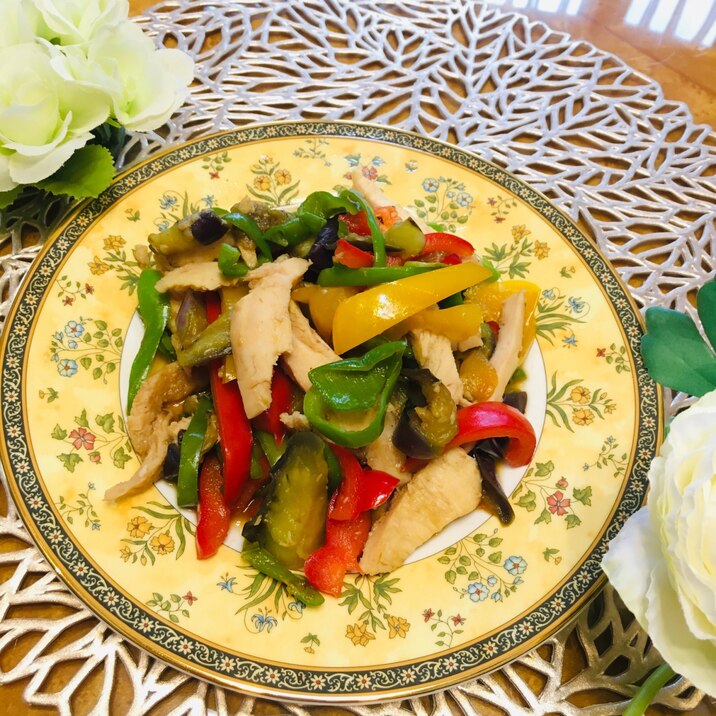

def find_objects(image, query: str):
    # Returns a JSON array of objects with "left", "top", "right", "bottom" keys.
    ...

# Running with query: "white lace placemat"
[{"left": 0, "top": 1, "right": 713, "bottom": 713}]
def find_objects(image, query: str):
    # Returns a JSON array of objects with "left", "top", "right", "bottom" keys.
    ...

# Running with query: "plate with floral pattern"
[{"left": 0, "top": 122, "right": 660, "bottom": 702}]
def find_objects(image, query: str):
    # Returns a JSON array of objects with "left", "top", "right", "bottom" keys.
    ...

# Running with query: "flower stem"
[{"left": 623, "top": 663, "right": 677, "bottom": 716}]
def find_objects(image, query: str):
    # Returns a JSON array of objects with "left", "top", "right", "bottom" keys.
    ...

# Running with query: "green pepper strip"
[
  {"left": 304, "top": 342, "right": 405, "bottom": 448},
  {"left": 242, "top": 544, "right": 324, "bottom": 607},
  {"left": 308, "top": 341, "right": 407, "bottom": 411},
  {"left": 298, "top": 190, "right": 361, "bottom": 219},
  {"left": 255, "top": 430, "right": 286, "bottom": 467},
  {"left": 339, "top": 189, "right": 386, "bottom": 267},
  {"left": 176, "top": 312, "right": 231, "bottom": 367},
  {"left": 157, "top": 328, "right": 177, "bottom": 360},
  {"left": 176, "top": 395, "right": 213, "bottom": 507},
  {"left": 127, "top": 269, "right": 170, "bottom": 412},
  {"left": 217, "top": 243, "right": 249, "bottom": 277},
  {"left": 263, "top": 213, "right": 325, "bottom": 247},
  {"left": 316, "top": 263, "right": 439, "bottom": 286},
  {"left": 222, "top": 212, "right": 273, "bottom": 261}
]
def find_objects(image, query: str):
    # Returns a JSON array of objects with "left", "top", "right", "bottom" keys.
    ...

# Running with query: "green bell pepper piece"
[
  {"left": 223, "top": 211, "right": 273, "bottom": 261},
  {"left": 308, "top": 341, "right": 406, "bottom": 411},
  {"left": 176, "top": 394, "right": 213, "bottom": 507},
  {"left": 263, "top": 213, "right": 325, "bottom": 247},
  {"left": 339, "top": 189, "right": 386, "bottom": 267},
  {"left": 255, "top": 430, "right": 286, "bottom": 467},
  {"left": 316, "top": 263, "right": 439, "bottom": 286},
  {"left": 217, "top": 243, "right": 249, "bottom": 277},
  {"left": 242, "top": 543, "right": 324, "bottom": 607},
  {"left": 127, "top": 269, "right": 170, "bottom": 412},
  {"left": 304, "top": 342, "right": 405, "bottom": 448},
  {"left": 297, "top": 190, "right": 361, "bottom": 219}
]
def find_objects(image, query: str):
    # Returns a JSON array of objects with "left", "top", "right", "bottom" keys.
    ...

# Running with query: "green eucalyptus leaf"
[{"left": 641, "top": 307, "right": 716, "bottom": 396}]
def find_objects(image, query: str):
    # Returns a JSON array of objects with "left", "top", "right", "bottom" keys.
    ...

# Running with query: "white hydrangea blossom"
[
  {"left": 0, "top": 0, "right": 194, "bottom": 192},
  {"left": 0, "top": 43, "right": 109, "bottom": 190}
]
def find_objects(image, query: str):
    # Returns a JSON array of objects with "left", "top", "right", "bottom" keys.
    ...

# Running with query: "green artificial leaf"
[
  {"left": 36, "top": 145, "right": 115, "bottom": 200},
  {"left": 697, "top": 279, "right": 716, "bottom": 352},
  {"left": 75, "top": 409, "right": 89, "bottom": 428},
  {"left": 566, "top": 514, "right": 582, "bottom": 529},
  {"left": 641, "top": 307, "right": 716, "bottom": 396},
  {"left": 96, "top": 413, "right": 115, "bottom": 433},
  {"left": 0, "top": 186, "right": 22, "bottom": 210}
]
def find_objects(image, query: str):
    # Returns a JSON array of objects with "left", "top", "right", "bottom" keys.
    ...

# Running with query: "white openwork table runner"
[{"left": 0, "top": 1, "right": 713, "bottom": 713}]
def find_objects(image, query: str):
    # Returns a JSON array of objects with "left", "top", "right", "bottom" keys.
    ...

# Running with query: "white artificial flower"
[
  {"left": 0, "top": 43, "right": 110, "bottom": 189},
  {"left": 33, "top": 0, "right": 129, "bottom": 46},
  {"left": 84, "top": 21, "right": 194, "bottom": 132},
  {"left": 0, "top": 0, "right": 41, "bottom": 48},
  {"left": 602, "top": 389, "right": 716, "bottom": 696}
]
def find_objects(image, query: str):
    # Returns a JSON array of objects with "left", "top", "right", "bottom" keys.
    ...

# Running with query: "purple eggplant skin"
[
  {"left": 175, "top": 290, "right": 208, "bottom": 349},
  {"left": 191, "top": 210, "right": 230, "bottom": 245},
  {"left": 393, "top": 406, "right": 437, "bottom": 459},
  {"left": 472, "top": 451, "right": 515, "bottom": 525},
  {"left": 305, "top": 217, "right": 339, "bottom": 281}
]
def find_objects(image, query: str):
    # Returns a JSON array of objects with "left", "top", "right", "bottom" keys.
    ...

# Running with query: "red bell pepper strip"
[
  {"left": 357, "top": 470, "right": 399, "bottom": 512},
  {"left": 421, "top": 232, "right": 475, "bottom": 258},
  {"left": 339, "top": 210, "right": 372, "bottom": 236},
  {"left": 206, "top": 293, "right": 253, "bottom": 508},
  {"left": 441, "top": 253, "right": 462, "bottom": 265},
  {"left": 448, "top": 402, "right": 536, "bottom": 467},
  {"left": 328, "top": 445, "right": 363, "bottom": 521},
  {"left": 253, "top": 368, "right": 293, "bottom": 446},
  {"left": 334, "top": 238, "right": 374, "bottom": 269},
  {"left": 196, "top": 453, "right": 231, "bottom": 559},
  {"left": 304, "top": 495, "right": 372, "bottom": 596},
  {"left": 330, "top": 447, "right": 400, "bottom": 519}
]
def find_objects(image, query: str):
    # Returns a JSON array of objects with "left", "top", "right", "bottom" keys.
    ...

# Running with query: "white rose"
[
  {"left": 33, "top": 0, "right": 128, "bottom": 45},
  {"left": 0, "top": 43, "right": 110, "bottom": 190},
  {"left": 0, "top": 0, "right": 41, "bottom": 48},
  {"left": 81, "top": 21, "right": 194, "bottom": 132},
  {"left": 602, "top": 389, "right": 716, "bottom": 696}
]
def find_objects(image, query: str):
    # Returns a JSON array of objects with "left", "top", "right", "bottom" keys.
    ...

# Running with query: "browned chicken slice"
[
  {"left": 488, "top": 291, "right": 525, "bottom": 401},
  {"left": 230, "top": 257, "right": 309, "bottom": 418},
  {"left": 155, "top": 261, "right": 239, "bottom": 293},
  {"left": 104, "top": 362, "right": 205, "bottom": 502},
  {"left": 364, "top": 400, "right": 406, "bottom": 482},
  {"left": 281, "top": 300, "right": 340, "bottom": 392},
  {"left": 411, "top": 328, "right": 463, "bottom": 404},
  {"left": 359, "top": 448, "right": 482, "bottom": 574}
]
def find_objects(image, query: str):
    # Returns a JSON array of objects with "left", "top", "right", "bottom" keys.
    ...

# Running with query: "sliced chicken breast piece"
[
  {"left": 411, "top": 328, "right": 463, "bottom": 404},
  {"left": 364, "top": 400, "right": 406, "bottom": 482},
  {"left": 351, "top": 170, "right": 431, "bottom": 233},
  {"left": 488, "top": 291, "right": 525, "bottom": 401},
  {"left": 359, "top": 448, "right": 482, "bottom": 574},
  {"left": 155, "top": 261, "right": 239, "bottom": 293},
  {"left": 230, "top": 257, "right": 309, "bottom": 418},
  {"left": 281, "top": 301, "right": 340, "bottom": 392}
]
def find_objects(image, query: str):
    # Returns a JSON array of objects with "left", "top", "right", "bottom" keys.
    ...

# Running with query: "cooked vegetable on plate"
[{"left": 106, "top": 172, "right": 539, "bottom": 601}]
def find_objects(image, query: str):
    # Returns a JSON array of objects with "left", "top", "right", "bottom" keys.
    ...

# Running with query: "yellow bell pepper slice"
[
  {"left": 292, "top": 285, "right": 359, "bottom": 343},
  {"left": 464, "top": 279, "right": 540, "bottom": 356},
  {"left": 389, "top": 304, "right": 484, "bottom": 343},
  {"left": 332, "top": 262, "right": 491, "bottom": 354}
]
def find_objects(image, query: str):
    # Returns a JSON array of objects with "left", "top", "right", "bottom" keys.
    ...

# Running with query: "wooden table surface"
[{"left": 1, "top": 1, "right": 713, "bottom": 714}]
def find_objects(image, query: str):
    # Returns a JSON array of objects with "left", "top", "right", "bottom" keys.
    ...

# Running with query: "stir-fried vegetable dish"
[{"left": 106, "top": 171, "right": 539, "bottom": 603}]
